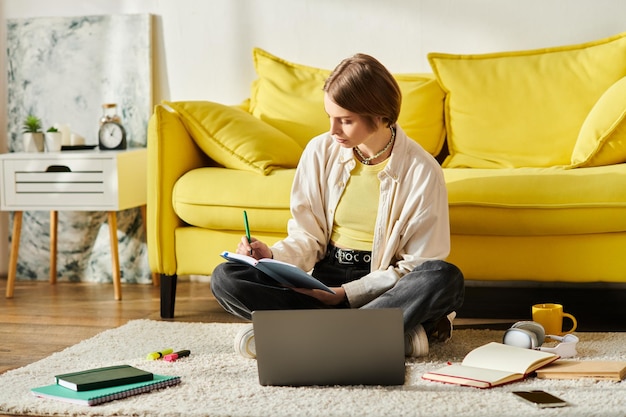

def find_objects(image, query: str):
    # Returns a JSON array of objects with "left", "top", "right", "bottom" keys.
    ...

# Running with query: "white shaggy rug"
[{"left": 0, "top": 319, "right": 624, "bottom": 417}]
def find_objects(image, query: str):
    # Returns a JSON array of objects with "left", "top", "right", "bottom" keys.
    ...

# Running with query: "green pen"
[{"left": 243, "top": 210, "right": 252, "bottom": 255}]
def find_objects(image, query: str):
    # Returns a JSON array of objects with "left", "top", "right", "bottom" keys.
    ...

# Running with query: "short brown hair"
[{"left": 323, "top": 53, "right": 401, "bottom": 131}]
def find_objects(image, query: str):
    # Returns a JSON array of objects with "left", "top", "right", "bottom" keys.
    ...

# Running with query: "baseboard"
[{"left": 457, "top": 284, "right": 626, "bottom": 331}]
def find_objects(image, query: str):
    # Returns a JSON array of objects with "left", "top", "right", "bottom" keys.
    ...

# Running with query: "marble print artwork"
[
  {"left": 5, "top": 14, "right": 152, "bottom": 284},
  {"left": 6, "top": 14, "right": 152, "bottom": 149}
]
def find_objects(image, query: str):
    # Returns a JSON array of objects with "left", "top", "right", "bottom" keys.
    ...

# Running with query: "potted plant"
[
  {"left": 44, "top": 126, "right": 63, "bottom": 152},
  {"left": 22, "top": 114, "right": 44, "bottom": 152}
]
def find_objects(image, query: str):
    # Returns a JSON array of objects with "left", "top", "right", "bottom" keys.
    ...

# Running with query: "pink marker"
[{"left": 163, "top": 350, "right": 191, "bottom": 362}]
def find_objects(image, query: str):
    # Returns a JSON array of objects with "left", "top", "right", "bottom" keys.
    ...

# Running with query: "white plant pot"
[
  {"left": 44, "top": 132, "right": 63, "bottom": 152},
  {"left": 23, "top": 132, "right": 44, "bottom": 152}
]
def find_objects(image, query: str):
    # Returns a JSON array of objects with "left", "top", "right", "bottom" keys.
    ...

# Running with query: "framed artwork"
[
  {"left": 5, "top": 14, "right": 153, "bottom": 283},
  {"left": 7, "top": 14, "right": 152, "bottom": 149}
]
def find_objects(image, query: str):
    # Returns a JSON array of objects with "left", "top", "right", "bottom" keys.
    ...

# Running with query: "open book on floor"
[
  {"left": 422, "top": 342, "right": 559, "bottom": 388},
  {"left": 220, "top": 251, "right": 334, "bottom": 293}
]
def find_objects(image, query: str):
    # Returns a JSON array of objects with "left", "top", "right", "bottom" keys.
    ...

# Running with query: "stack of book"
[{"left": 31, "top": 364, "right": 180, "bottom": 406}]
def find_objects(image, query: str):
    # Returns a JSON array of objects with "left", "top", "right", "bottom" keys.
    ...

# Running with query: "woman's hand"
[
  {"left": 292, "top": 286, "right": 347, "bottom": 306},
  {"left": 237, "top": 236, "right": 273, "bottom": 260}
]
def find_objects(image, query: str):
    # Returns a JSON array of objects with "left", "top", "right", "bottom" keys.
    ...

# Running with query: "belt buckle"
[{"left": 336, "top": 248, "right": 358, "bottom": 265}]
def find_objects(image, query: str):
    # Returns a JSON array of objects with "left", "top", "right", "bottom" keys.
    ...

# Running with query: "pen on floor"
[
  {"left": 243, "top": 210, "right": 252, "bottom": 255},
  {"left": 163, "top": 350, "right": 191, "bottom": 362}
]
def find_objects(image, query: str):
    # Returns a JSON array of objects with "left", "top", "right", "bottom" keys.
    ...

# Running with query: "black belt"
[{"left": 327, "top": 245, "right": 372, "bottom": 266}]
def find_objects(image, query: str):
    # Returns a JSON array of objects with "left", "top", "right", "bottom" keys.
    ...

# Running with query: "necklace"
[{"left": 354, "top": 127, "right": 396, "bottom": 165}]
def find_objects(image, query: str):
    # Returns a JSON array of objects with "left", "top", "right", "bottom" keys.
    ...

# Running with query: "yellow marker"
[{"left": 146, "top": 348, "right": 173, "bottom": 360}]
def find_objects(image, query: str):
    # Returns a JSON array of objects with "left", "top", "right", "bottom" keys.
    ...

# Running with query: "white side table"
[{"left": 0, "top": 148, "right": 150, "bottom": 300}]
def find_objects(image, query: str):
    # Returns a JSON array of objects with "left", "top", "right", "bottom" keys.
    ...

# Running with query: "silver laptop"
[{"left": 252, "top": 309, "right": 406, "bottom": 386}]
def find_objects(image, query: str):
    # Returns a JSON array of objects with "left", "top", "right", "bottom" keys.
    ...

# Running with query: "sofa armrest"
[{"left": 147, "top": 104, "right": 211, "bottom": 275}]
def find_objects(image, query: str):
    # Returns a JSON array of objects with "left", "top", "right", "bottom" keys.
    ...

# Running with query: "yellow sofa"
[{"left": 148, "top": 34, "right": 626, "bottom": 318}]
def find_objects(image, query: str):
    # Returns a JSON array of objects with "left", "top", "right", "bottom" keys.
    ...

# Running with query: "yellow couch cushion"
[
  {"left": 570, "top": 76, "right": 626, "bottom": 168},
  {"left": 174, "top": 228, "right": 286, "bottom": 276},
  {"left": 165, "top": 101, "right": 303, "bottom": 175},
  {"left": 395, "top": 75, "right": 447, "bottom": 156},
  {"left": 173, "top": 167, "right": 294, "bottom": 232},
  {"left": 250, "top": 48, "right": 330, "bottom": 149},
  {"left": 444, "top": 165, "right": 626, "bottom": 236},
  {"left": 429, "top": 31, "right": 626, "bottom": 168},
  {"left": 250, "top": 48, "right": 446, "bottom": 155}
]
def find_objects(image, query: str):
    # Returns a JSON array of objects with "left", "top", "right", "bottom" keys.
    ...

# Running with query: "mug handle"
[{"left": 562, "top": 312, "right": 577, "bottom": 333}]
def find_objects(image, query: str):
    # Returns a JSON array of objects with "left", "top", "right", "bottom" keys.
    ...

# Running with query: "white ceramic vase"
[
  {"left": 44, "top": 132, "right": 63, "bottom": 152},
  {"left": 23, "top": 132, "right": 45, "bottom": 152}
]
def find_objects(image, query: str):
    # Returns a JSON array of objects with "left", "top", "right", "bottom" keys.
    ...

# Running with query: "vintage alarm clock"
[{"left": 98, "top": 103, "right": 127, "bottom": 150}]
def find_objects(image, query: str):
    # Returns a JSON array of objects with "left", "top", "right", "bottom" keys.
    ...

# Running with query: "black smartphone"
[{"left": 512, "top": 390, "right": 568, "bottom": 408}]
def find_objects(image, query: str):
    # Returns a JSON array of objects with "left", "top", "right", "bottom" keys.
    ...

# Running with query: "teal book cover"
[{"left": 31, "top": 374, "right": 181, "bottom": 406}]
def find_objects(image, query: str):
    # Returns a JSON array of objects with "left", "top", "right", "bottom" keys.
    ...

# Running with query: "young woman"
[{"left": 211, "top": 53, "right": 464, "bottom": 358}]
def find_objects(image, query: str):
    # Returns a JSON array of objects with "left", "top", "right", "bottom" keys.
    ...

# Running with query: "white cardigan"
[{"left": 271, "top": 125, "right": 451, "bottom": 307}]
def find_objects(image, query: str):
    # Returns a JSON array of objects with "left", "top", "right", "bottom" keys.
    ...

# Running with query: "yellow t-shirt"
[{"left": 330, "top": 159, "right": 388, "bottom": 251}]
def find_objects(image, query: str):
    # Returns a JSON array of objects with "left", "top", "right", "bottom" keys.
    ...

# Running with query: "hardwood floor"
[{"left": 0, "top": 277, "right": 246, "bottom": 375}]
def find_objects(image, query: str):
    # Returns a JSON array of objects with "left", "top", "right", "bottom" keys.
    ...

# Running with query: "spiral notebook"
[{"left": 31, "top": 374, "right": 181, "bottom": 406}]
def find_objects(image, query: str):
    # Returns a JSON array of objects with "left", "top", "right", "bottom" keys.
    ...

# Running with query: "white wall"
[{"left": 1, "top": 0, "right": 625, "bottom": 274}]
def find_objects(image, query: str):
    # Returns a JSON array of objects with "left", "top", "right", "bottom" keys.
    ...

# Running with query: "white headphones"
[{"left": 502, "top": 321, "right": 579, "bottom": 358}]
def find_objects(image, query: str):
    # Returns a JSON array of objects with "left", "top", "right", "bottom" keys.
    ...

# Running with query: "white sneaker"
[
  {"left": 234, "top": 324, "right": 256, "bottom": 359},
  {"left": 405, "top": 324, "right": 429, "bottom": 357}
]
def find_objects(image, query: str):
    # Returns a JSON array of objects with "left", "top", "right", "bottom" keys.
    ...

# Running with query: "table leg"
[
  {"left": 139, "top": 205, "right": 160, "bottom": 286},
  {"left": 108, "top": 211, "right": 122, "bottom": 301},
  {"left": 49, "top": 211, "right": 58, "bottom": 284},
  {"left": 5, "top": 211, "right": 22, "bottom": 298}
]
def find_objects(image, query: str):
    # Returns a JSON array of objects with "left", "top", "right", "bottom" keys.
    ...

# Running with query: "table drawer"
[{"left": 2, "top": 158, "right": 114, "bottom": 209}]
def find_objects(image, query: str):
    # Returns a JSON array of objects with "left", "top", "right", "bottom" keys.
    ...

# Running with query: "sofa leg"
[{"left": 160, "top": 274, "right": 178, "bottom": 319}]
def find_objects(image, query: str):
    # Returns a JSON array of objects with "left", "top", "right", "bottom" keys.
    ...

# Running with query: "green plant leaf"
[{"left": 22, "top": 114, "right": 42, "bottom": 133}]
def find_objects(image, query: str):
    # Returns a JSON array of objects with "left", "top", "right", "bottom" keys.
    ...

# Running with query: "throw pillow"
[
  {"left": 166, "top": 101, "right": 303, "bottom": 175},
  {"left": 249, "top": 48, "right": 446, "bottom": 156},
  {"left": 250, "top": 48, "right": 330, "bottom": 149},
  {"left": 428, "top": 31, "right": 626, "bottom": 168},
  {"left": 570, "top": 76, "right": 626, "bottom": 168}
]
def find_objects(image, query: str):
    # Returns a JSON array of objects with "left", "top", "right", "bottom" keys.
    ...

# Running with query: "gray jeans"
[{"left": 211, "top": 254, "right": 464, "bottom": 334}]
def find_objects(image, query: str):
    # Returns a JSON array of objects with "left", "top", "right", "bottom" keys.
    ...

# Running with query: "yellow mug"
[{"left": 532, "top": 303, "right": 577, "bottom": 336}]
